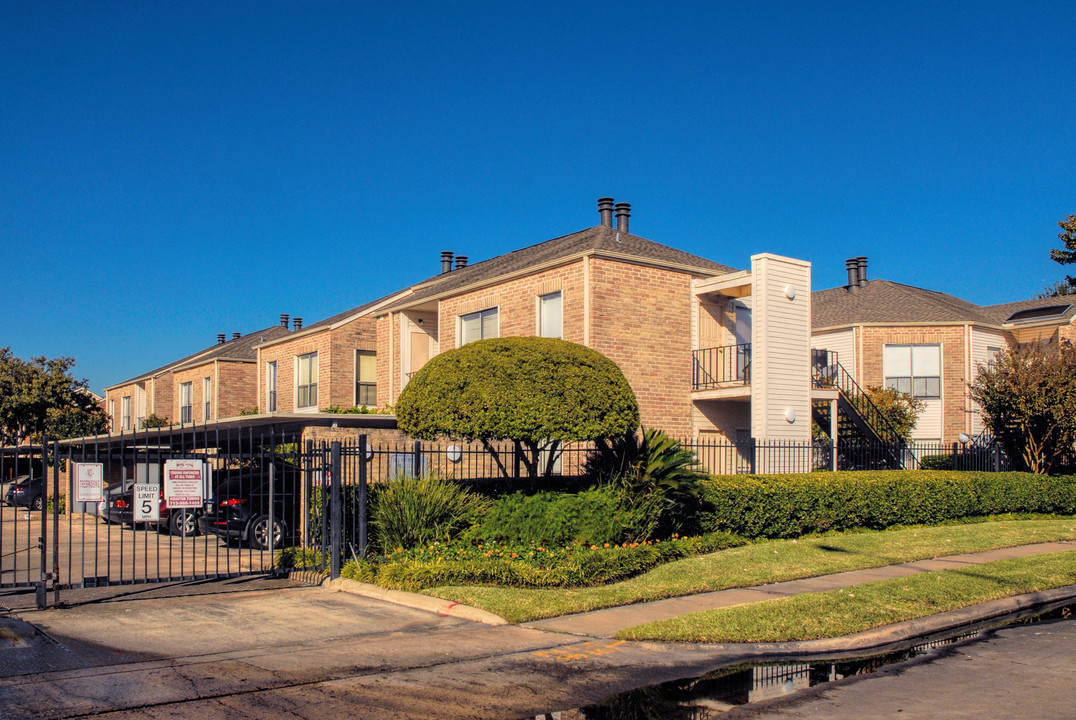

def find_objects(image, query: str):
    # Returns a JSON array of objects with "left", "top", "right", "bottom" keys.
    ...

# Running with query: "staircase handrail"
[{"left": 811, "top": 352, "right": 907, "bottom": 448}]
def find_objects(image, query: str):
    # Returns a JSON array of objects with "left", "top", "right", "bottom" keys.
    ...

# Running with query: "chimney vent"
[
  {"left": 598, "top": 197, "right": 614, "bottom": 228},
  {"left": 217, "top": 334, "right": 226, "bottom": 344},
  {"left": 232, "top": 332, "right": 241, "bottom": 340},
  {"left": 293, "top": 317, "right": 303, "bottom": 331},
  {"left": 845, "top": 258, "right": 860, "bottom": 293},
  {"left": 280, "top": 313, "right": 290, "bottom": 328},
  {"left": 440, "top": 250, "right": 454, "bottom": 274},
  {"left": 856, "top": 256, "right": 868, "bottom": 286},
  {"left": 455, "top": 255, "right": 468, "bottom": 269},
  {"left": 615, "top": 202, "right": 631, "bottom": 234}
]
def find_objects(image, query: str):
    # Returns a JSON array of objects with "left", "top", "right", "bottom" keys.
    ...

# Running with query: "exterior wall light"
[
  {"left": 785, "top": 408, "right": 797, "bottom": 423},
  {"left": 446, "top": 445, "right": 463, "bottom": 464},
  {"left": 785, "top": 285, "right": 796, "bottom": 300}
]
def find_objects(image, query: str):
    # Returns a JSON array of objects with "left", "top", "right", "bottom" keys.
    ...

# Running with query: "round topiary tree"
[{"left": 396, "top": 337, "right": 639, "bottom": 479}]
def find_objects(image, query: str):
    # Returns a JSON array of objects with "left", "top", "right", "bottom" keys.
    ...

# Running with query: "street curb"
[
  {"left": 674, "top": 583, "right": 1076, "bottom": 657},
  {"left": 325, "top": 578, "right": 508, "bottom": 626}
]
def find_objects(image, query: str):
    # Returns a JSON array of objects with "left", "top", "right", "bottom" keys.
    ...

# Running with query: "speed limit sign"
[{"left": 133, "top": 484, "right": 160, "bottom": 522}]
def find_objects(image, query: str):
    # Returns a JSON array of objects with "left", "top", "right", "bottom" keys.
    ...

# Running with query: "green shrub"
[
  {"left": 586, "top": 427, "right": 707, "bottom": 539},
  {"left": 342, "top": 531, "right": 747, "bottom": 591},
  {"left": 700, "top": 470, "right": 1076, "bottom": 539},
  {"left": 919, "top": 454, "right": 954, "bottom": 471},
  {"left": 371, "top": 472, "right": 490, "bottom": 552},
  {"left": 463, "top": 486, "right": 648, "bottom": 547}
]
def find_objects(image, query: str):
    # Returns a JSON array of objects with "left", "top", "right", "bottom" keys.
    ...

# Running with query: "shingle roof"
[
  {"left": 979, "top": 296, "right": 1076, "bottom": 325},
  {"left": 107, "top": 325, "right": 293, "bottom": 389},
  {"left": 812, "top": 280, "right": 999, "bottom": 329},
  {"left": 378, "top": 225, "right": 736, "bottom": 312},
  {"left": 302, "top": 294, "right": 395, "bottom": 331}
]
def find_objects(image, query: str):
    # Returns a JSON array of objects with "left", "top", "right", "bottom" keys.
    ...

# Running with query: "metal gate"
[{"left": 0, "top": 426, "right": 370, "bottom": 608}]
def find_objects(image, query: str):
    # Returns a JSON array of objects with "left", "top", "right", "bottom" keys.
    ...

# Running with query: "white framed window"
[
  {"left": 266, "top": 361, "right": 277, "bottom": 412},
  {"left": 986, "top": 346, "right": 1002, "bottom": 372},
  {"left": 179, "top": 382, "right": 192, "bottom": 423},
  {"left": 297, "top": 352, "right": 318, "bottom": 409},
  {"left": 355, "top": 350, "right": 377, "bottom": 407},
  {"left": 460, "top": 307, "right": 498, "bottom": 345},
  {"left": 539, "top": 291, "right": 562, "bottom": 339},
  {"left": 121, "top": 396, "right": 130, "bottom": 431},
  {"left": 203, "top": 377, "right": 212, "bottom": 421},
  {"left": 884, "top": 344, "right": 941, "bottom": 398}
]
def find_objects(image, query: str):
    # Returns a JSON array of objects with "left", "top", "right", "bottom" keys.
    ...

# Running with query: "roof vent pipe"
[
  {"left": 598, "top": 197, "right": 615, "bottom": 227},
  {"left": 845, "top": 258, "right": 860, "bottom": 293},
  {"left": 232, "top": 332, "right": 241, "bottom": 340},
  {"left": 217, "top": 334, "right": 226, "bottom": 344},
  {"left": 615, "top": 202, "right": 630, "bottom": 234},
  {"left": 293, "top": 317, "right": 303, "bottom": 330},
  {"left": 455, "top": 255, "right": 468, "bottom": 269},
  {"left": 440, "top": 251, "right": 454, "bottom": 274},
  {"left": 856, "top": 256, "right": 868, "bottom": 286},
  {"left": 280, "top": 313, "right": 290, "bottom": 328}
]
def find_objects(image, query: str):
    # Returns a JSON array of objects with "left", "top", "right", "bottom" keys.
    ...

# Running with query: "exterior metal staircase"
[{"left": 811, "top": 350, "right": 910, "bottom": 469}]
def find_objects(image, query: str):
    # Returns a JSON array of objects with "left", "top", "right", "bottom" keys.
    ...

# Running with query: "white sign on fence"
[
  {"left": 74, "top": 463, "right": 104, "bottom": 502},
  {"left": 164, "top": 459, "right": 205, "bottom": 509},
  {"left": 133, "top": 484, "right": 160, "bottom": 522}
]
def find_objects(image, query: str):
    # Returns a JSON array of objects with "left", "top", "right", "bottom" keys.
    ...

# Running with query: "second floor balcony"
[{"left": 692, "top": 343, "right": 751, "bottom": 392}]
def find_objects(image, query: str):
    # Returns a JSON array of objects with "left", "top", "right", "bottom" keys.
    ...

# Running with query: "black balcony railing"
[{"left": 692, "top": 343, "right": 751, "bottom": 390}]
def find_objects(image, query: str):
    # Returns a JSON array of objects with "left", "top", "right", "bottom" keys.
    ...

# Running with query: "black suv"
[{"left": 198, "top": 459, "right": 302, "bottom": 550}]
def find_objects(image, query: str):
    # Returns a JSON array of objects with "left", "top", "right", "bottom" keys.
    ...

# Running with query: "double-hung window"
[
  {"left": 297, "top": 352, "right": 318, "bottom": 409},
  {"left": 884, "top": 344, "right": 941, "bottom": 398},
  {"left": 266, "top": 361, "right": 277, "bottom": 412},
  {"left": 179, "top": 382, "right": 193, "bottom": 423},
  {"left": 203, "top": 377, "right": 212, "bottom": 420},
  {"left": 460, "top": 308, "right": 498, "bottom": 345},
  {"left": 539, "top": 292, "right": 562, "bottom": 339},
  {"left": 355, "top": 351, "right": 377, "bottom": 407},
  {"left": 121, "top": 396, "right": 131, "bottom": 431}
]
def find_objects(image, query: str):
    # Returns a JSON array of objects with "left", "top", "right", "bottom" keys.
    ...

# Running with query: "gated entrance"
[{"left": 0, "top": 425, "right": 373, "bottom": 608}]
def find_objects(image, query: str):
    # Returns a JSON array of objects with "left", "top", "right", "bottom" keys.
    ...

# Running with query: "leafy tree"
[
  {"left": 0, "top": 347, "right": 108, "bottom": 444},
  {"left": 969, "top": 342, "right": 1076, "bottom": 474},
  {"left": 141, "top": 413, "right": 170, "bottom": 428},
  {"left": 1036, "top": 280, "right": 1076, "bottom": 299},
  {"left": 861, "top": 386, "right": 923, "bottom": 443},
  {"left": 1048, "top": 214, "right": 1076, "bottom": 295},
  {"left": 396, "top": 337, "right": 639, "bottom": 479}
]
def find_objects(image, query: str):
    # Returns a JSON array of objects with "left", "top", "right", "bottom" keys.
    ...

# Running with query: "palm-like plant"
[{"left": 586, "top": 427, "right": 706, "bottom": 540}]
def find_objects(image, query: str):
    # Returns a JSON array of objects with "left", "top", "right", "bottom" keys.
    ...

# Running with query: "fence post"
[
  {"left": 52, "top": 438, "right": 60, "bottom": 607},
  {"left": 830, "top": 439, "right": 837, "bottom": 472},
  {"left": 37, "top": 435, "right": 48, "bottom": 609},
  {"left": 358, "top": 434, "right": 368, "bottom": 556},
  {"left": 330, "top": 441, "right": 342, "bottom": 580}
]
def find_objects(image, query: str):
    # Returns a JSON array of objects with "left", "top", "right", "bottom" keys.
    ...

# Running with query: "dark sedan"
[
  {"left": 198, "top": 460, "right": 301, "bottom": 550},
  {"left": 101, "top": 484, "right": 201, "bottom": 536},
  {"left": 5, "top": 475, "right": 45, "bottom": 510}
]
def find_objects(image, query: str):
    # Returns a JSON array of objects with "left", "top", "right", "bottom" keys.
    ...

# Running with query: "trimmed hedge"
[{"left": 700, "top": 470, "right": 1076, "bottom": 539}]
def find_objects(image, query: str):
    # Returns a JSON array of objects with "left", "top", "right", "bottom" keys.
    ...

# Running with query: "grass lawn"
[
  {"left": 422, "top": 516, "right": 1076, "bottom": 623},
  {"left": 616, "top": 550, "right": 1076, "bottom": 642}
]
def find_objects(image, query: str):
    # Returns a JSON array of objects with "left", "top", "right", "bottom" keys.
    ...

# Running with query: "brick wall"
[
  {"left": 329, "top": 317, "right": 378, "bottom": 407},
  {"left": 588, "top": 257, "right": 694, "bottom": 437},
  {"left": 859, "top": 325, "right": 967, "bottom": 442},
  {"left": 216, "top": 361, "right": 257, "bottom": 418},
  {"left": 172, "top": 364, "right": 215, "bottom": 423}
]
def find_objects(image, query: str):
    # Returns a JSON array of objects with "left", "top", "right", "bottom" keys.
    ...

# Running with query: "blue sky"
[{"left": 2, "top": 1, "right": 1073, "bottom": 393}]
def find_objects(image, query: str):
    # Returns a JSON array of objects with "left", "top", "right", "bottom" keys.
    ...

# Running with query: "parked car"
[
  {"left": 198, "top": 459, "right": 302, "bottom": 550},
  {"left": 100, "top": 484, "right": 201, "bottom": 536},
  {"left": 5, "top": 475, "right": 45, "bottom": 510}
]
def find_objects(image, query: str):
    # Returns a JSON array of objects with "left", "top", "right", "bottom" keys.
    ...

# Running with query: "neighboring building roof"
[
  {"left": 979, "top": 296, "right": 1076, "bottom": 325},
  {"left": 812, "top": 279, "right": 998, "bottom": 329},
  {"left": 378, "top": 224, "right": 737, "bottom": 313},
  {"left": 107, "top": 325, "right": 293, "bottom": 390}
]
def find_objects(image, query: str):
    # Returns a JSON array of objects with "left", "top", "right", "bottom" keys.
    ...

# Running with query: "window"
[
  {"left": 297, "top": 352, "right": 318, "bottom": 409},
  {"left": 884, "top": 344, "right": 941, "bottom": 398},
  {"left": 355, "top": 351, "right": 377, "bottom": 407},
  {"left": 203, "top": 377, "right": 212, "bottom": 420},
  {"left": 539, "top": 292, "right": 562, "bottom": 339},
  {"left": 986, "top": 346, "right": 1002, "bottom": 372},
  {"left": 179, "top": 382, "right": 192, "bottom": 423},
  {"left": 460, "top": 308, "right": 498, "bottom": 345},
  {"left": 266, "top": 361, "right": 277, "bottom": 412},
  {"left": 121, "top": 396, "right": 131, "bottom": 431}
]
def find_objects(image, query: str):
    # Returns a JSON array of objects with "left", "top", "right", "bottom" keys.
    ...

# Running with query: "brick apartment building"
[{"left": 812, "top": 257, "right": 1076, "bottom": 442}]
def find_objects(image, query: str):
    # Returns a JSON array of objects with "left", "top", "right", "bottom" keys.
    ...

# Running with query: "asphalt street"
[{"left": 0, "top": 578, "right": 1073, "bottom": 719}]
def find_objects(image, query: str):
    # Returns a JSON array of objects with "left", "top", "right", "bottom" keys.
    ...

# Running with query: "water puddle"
[{"left": 533, "top": 603, "right": 1072, "bottom": 719}]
